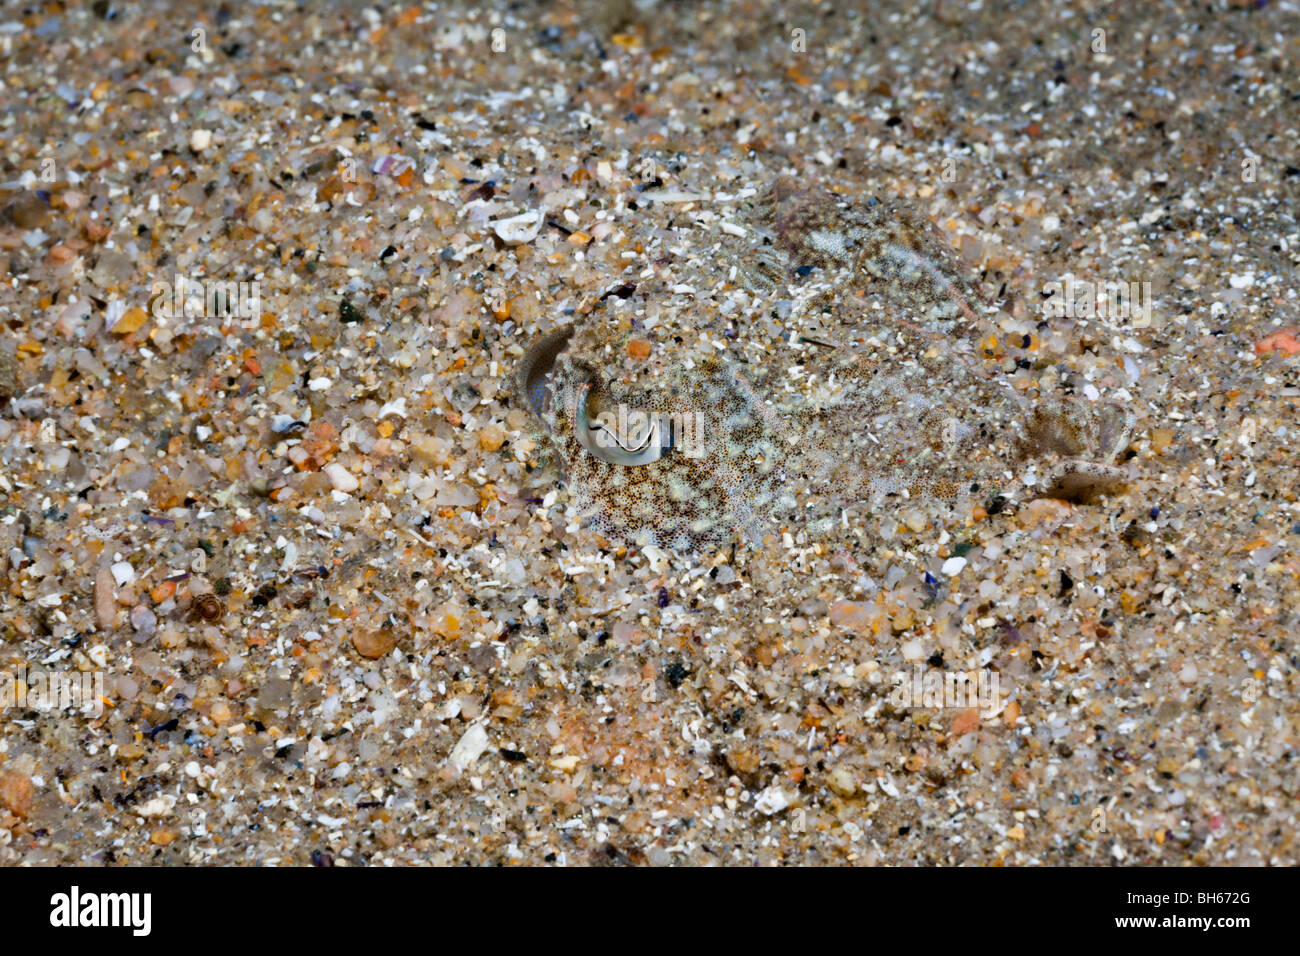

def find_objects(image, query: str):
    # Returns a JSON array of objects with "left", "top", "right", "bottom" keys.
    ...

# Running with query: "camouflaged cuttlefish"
[{"left": 514, "top": 178, "right": 1135, "bottom": 551}]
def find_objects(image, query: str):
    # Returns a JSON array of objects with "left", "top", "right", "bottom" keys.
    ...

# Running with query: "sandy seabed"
[{"left": 0, "top": 0, "right": 1296, "bottom": 865}]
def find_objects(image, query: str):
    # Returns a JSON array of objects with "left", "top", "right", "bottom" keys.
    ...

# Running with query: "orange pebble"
[
  {"left": 1003, "top": 700, "right": 1020, "bottom": 728},
  {"left": 1254, "top": 327, "right": 1300, "bottom": 356},
  {"left": 950, "top": 708, "right": 980, "bottom": 736}
]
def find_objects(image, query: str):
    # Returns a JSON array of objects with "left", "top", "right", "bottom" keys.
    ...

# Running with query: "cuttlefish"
[{"left": 514, "top": 178, "right": 1134, "bottom": 551}]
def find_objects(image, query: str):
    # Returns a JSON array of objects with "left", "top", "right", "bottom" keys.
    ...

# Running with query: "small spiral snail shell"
[{"left": 191, "top": 593, "right": 225, "bottom": 623}]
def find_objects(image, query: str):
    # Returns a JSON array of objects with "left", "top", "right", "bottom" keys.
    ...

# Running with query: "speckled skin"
[
  {"left": 515, "top": 178, "right": 1135, "bottom": 549},
  {"left": 742, "top": 176, "right": 987, "bottom": 335},
  {"left": 515, "top": 320, "right": 785, "bottom": 550},
  {"left": 731, "top": 178, "right": 1136, "bottom": 505}
]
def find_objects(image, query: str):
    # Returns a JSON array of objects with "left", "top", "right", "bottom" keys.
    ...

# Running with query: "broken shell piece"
[{"left": 491, "top": 209, "right": 543, "bottom": 245}]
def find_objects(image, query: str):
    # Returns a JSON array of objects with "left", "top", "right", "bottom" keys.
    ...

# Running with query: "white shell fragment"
[
  {"left": 449, "top": 723, "right": 490, "bottom": 771},
  {"left": 491, "top": 210, "right": 543, "bottom": 245}
]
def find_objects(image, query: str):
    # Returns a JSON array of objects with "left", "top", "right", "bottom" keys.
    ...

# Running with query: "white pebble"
[
  {"left": 449, "top": 723, "right": 490, "bottom": 771},
  {"left": 491, "top": 210, "right": 542, "bottom": 245},
  {"left": 753, "top": 785, "right": 791, "bottom": 815},
  {"left": 323, "top": 463, "right": 359, "bottom": 493},
  {"left": 137, "top": 796, "right": 172, "bottom": 817},
  {"left": 110, "top": 560, "right": 135, "bottom": 586},
  {"left": 189, "top": 128, "right": 212, "bottom": 152},
  {"left": 129, "top": 604, "right": 156, "bottom": 636},
  {"left": 941, "top": 556, "right": 967, "bottom": 576}
]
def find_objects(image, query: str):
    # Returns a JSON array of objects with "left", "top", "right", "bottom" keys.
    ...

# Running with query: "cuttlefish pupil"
[{"left": 575, "top": 382, "right": 676, "bottom": 466}]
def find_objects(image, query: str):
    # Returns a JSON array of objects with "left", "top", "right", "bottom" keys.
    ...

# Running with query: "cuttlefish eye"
[
  {"left": 515, "top": 323, "right": 575, "bottom": 422},
  {"left": 574, "top": 381, "right": 671, "bottom": 466}
]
